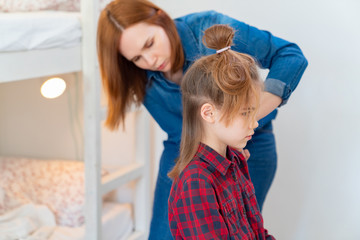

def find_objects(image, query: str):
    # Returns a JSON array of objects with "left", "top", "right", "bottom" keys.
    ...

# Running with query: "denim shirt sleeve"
[{"left": 183, "top": 11, "right": 308, "bottom": 106}]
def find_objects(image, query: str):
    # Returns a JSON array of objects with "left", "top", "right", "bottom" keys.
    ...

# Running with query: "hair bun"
[{"left": 202, "top": 24, "right": 235, "bottom": 50}]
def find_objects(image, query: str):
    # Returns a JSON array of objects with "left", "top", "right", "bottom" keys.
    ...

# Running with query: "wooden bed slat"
[{"left": 0, "top": 46, "right": 81, "bottom": 83}]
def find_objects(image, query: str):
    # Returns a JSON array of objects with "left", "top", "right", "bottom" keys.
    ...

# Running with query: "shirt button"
[
  {"left": 232, "top": 175, "right": 237, "bottom": 181},
  {"left": 243, "top": 208, "right": 246, "bottom": 216}
]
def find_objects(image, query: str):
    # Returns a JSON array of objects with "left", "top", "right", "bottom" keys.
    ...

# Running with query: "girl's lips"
[{"left": 246, "top": 135, "right": 252, "bottom": 140}]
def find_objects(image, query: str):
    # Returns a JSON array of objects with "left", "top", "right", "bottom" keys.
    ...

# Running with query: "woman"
[{"left": 97, "top": 0, "right": 308, "bottom": 239}]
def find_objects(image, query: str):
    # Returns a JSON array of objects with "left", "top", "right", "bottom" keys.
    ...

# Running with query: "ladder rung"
[{"left": 101, "top": 162, "right": 144, "bottom": 195}]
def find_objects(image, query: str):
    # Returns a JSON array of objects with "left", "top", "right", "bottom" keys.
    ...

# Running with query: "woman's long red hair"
[{"left": 97, "top": 0, "right": 184, "bottom": 129}]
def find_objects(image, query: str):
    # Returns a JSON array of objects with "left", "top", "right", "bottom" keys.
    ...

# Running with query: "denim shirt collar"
[{"left": 146, "top": 19, "right": 201, "bottom": 81}]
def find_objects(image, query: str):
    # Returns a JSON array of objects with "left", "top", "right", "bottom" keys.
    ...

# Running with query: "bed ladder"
[{"left": 81, "top": 0, "right": 151, "bottom": 239}]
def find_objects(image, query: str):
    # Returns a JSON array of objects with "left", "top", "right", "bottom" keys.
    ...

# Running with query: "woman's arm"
[
  {"left": 205, "top": 11, "right": 308, "bottom": 109},
  {"left": 257, "top": 91, "right": 282, "bottom": 121},
  {"left": 183, "top": 10, "right": 307, "bottom": 111}
]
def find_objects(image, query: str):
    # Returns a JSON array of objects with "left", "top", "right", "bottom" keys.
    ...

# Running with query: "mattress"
[{"left": 0, "top": 11, "right": 81, "bottom": 52}]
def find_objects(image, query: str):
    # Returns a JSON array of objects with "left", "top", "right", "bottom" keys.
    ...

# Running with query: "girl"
[
  {"left": 168, "top": 24, "right": 274, "bottom": 240},
  {"left": 97, "top": 0, "right": 307, "bottom": 238}
]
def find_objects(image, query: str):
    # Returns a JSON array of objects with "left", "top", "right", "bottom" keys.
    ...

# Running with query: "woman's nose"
[{"left": 143, "top": 52, "right": 156, "bottom": 67}]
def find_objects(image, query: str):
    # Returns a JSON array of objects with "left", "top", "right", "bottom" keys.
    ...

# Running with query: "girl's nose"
[{"left": 251, "top": 120, "right": 259, "bottom": 129}]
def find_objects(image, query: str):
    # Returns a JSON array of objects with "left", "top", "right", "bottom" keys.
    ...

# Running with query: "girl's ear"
[{"left": 200, "top": 103, "right": 216, "bottom": 123}]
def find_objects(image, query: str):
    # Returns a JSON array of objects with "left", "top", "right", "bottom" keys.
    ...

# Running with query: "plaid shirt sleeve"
[{"left": 169, "top": 177, "right": 229, "bottom": 239}]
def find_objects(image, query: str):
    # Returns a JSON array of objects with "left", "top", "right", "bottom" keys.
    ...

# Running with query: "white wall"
[
  {"left": 152, "top": 0, "right": 360, "bottom": 239},
  {"left": 0, "top": 74, "right": 83, "bottom": 159}
]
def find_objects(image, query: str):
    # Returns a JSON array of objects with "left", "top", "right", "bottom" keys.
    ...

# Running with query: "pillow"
[
  {"left": 0, "top": 0, "right": 112, "bottom": 12},
  {"left": 0, "top": 157, "right": 108, "bottom": 227}
]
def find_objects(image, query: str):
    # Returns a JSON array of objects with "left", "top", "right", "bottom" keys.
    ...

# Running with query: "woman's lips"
[{"left": 157, "top": 60, "right": 167, "bottom": 71}]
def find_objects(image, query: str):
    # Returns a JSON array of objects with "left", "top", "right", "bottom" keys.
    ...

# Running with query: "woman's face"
[{"left": 119, "top": 22, "right": 172, "bottom": 73}]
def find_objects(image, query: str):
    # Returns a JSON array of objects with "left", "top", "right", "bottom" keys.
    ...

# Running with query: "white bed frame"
[{"left": 0, "top": 1, "right": 151, "bottom": 239}]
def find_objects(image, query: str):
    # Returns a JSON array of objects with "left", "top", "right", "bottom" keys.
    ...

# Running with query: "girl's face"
[
  {"left": 119, "top": 22, "right": 172, "bottom": 73},
  {"left": 211, "top": 107, "right": 259, "bottom": 153}
]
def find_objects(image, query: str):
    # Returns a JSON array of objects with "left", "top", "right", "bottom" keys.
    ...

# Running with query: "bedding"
[
  {"left": 0, "top": 202, "right": 133, "bottom": 240},
  {"left": 50, "top": 202, "right": 133, "bottom": 240},
  {"left": 0, "top": 156, "right": 108, "bottom": 227},
  {"left": 0, "top": 0, "right": 112, "bottom": 12},
  {"left": 0, "top": 0, "right": 81, "bottom": 12},
  {"left": 0, "top": 203, "right": 56, "bottom": 240},
  {"left": 0, "top": 11, "right": 81, "bottom": 52}
]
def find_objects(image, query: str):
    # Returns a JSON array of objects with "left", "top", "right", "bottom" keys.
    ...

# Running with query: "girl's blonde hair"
[
  {"left": 168, "top": 24, "right": 263, "bottom": 179},
  {"left": 97, "top": 0, "right": 184, "bottom": 129}
]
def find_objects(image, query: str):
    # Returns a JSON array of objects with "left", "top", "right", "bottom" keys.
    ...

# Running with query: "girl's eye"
[{"left": 241, "top": 107, "right": 255, "bottom": 117}]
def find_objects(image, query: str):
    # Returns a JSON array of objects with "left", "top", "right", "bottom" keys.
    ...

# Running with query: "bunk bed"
[{"left": 0, "top": 0, "right": 151, "bottom": 239}]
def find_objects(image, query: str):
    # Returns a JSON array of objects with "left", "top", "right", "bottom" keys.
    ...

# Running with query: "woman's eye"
[
  {"left": 133, "top": 56, "right": 141, "bottom": 62},
  {"left": 146, "top": 39, "right": 154, "bottom": 48},
  {"left": 241, "top": 112, "right": 247, "bottom": 116}
]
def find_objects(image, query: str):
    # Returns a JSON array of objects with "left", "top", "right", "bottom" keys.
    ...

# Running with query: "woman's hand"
[{"left": 241, "top": 149, "right": 250, "bottom": 161}]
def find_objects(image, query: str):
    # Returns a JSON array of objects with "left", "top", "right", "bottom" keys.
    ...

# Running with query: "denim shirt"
[{"left": 143, "top": 11, "right": 308, "bottom": 166}]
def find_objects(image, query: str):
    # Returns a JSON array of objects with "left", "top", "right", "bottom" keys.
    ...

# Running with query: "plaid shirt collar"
[{"left": 195, "top": 142, "right": 241, "bottom": 176}]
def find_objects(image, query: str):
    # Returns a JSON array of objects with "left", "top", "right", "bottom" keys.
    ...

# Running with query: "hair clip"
[
  {"left": 107, "top": 10, "right": 124, "bottom": 31},
  {"left": 216, "top": 46, "right": 231, "bottom": 54}
]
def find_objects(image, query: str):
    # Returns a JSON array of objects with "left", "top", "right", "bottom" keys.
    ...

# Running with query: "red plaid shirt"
[{"left": 168, "top": 143, "right": 275, "bottom": 240}]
